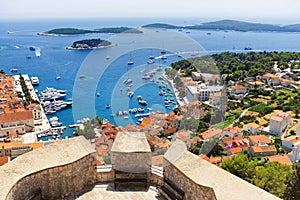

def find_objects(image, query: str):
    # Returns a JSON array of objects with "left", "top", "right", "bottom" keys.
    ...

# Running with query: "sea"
[{"left": 1, "top": 18, "right": 300, "bottom": 139}]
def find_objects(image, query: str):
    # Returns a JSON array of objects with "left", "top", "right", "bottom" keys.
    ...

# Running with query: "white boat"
[
  {"left": 31, "top": 76, "right": 39, "bottom": 85},
  {"left": 128, "top": 60, "right": 134, "bottom": 65},
  {"left": 138, "top": 108, "right": 144, "bottom": 112},
  {"left": 10, "top": 68, "right": 18, "bottom": 73},
  {"left": 149, "top": 55, "right": 155, "bottom": 59},
  {"left": 56, "top": 76, "right": 61, "bottom": 80},
  {"left": 106, "top": 104, "right": 111, "bottom": 108},
  {"left": 97, "top": 92, "right": 100, "bottom": 97},
  {"left": 106, "top": 56, "right": 111, "bottom": 60},
  {"left": 147, "top": 60, "right": 154, "bottom": 64},
  {"left": 128, "top": 91, "right": 134, "bottom": 97}
]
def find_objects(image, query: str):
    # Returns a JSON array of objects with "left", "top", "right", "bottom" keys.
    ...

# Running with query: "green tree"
[
  {"left": 284, "top": 162, "right": 300, "bottom": 200},
  {"left": 221, "top": 154, "right": 256, "bottom": 182},
  {"left": 253, "top": 162, "right": 294, "bottom": 198}
]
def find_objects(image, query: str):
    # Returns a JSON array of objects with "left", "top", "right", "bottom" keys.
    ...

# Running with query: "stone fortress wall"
[{"left": 0, "top": 134, "right": 281, "bottom": 200}]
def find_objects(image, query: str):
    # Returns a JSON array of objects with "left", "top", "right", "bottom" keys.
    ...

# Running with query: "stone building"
[
  {"left": 0, "top": 111, "right": 34, "bottom": 137},
  {"left": 0, "top": 135, "right": 280, "bottom": 200}
]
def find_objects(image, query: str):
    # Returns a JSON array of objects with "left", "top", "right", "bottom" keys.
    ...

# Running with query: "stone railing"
[{"left": 0, "top": 136, "right": 97, "bottom": 200}]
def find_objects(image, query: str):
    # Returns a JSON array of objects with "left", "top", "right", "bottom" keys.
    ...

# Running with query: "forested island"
[
  {"left": 38, "top": 27, "right": 142, "bottom": 36},
  {"left": 143, "top": 19, "right": 300, "bottom": 32},
  {"left": 66, "top": 38, "right": 115, "bottom": 50}
]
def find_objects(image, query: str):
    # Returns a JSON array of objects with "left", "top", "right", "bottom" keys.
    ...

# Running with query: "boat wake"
[{"left": 35, "top": 47, "right": 41, "bottom": 57}]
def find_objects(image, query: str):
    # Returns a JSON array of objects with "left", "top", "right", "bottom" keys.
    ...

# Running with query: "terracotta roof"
[
  {"left": 249, "top": 135, "right": 272, "bottom": 144},
  {"left": 263, "top": 73, "right": 279, "bottom": 79},
  {"left": 244, "top": 122, "right": 260, "bottom": 129},
  {"left": 223, "top": 127, "right": 243, "bottom": 135},
  {"left": 232, "top": 84, "right": 246, "bottom": 90},
  {"left": 250, "top": 145, "right": 277, "bottom": 153},
  {"left": 0, "top": 111, "right": 33, "bottom": 123},
  {"left": 200, "top": 128, "right": 222, "bottom": 140},
  {"left": 270, "top": 111, "right": 290, "bottom": 122},
  {"left": 209, "top": 156, "right": 222, "bottom": 164},
  {"left": 0, "top": 156, "right": 9, "bottom": 166},
  {"left": 199, "top": 154, "right": 210, "bottom": 162},
  {"left": 267, "top": 154, "right": 292, "bottom": 166},
  {"left": 229, "top": 147, "right": 243, "bottom": 154}
]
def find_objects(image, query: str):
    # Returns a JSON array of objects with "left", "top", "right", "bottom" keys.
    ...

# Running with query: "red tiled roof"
[
  {"left": 267, "top": 154, "right": 292, "bottom": 166},
  {"left": 223, "top": 126, "right": 243, "bottom": 135},
  {"left": 249, "top": 135, "right": 272, "bottom": 144},
  {"left": 0, "top": 111, "right": 33, "bottom": 123},
  {"left": 200, "top": 128, "right": 222, "bottom": 140},
  {"left": 250, "top": 145, "right": 277, "bottom": 153},
  {"left": 0, "top": 156, "right": 9, "bottom": 166},
  {"left": 229, "top": 147, "right": 243, "bottom": 154}
]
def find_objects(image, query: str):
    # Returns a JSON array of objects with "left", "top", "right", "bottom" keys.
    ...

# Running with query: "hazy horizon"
[{"left": 1, "top": 0, "right": 300, "bottom": 25}]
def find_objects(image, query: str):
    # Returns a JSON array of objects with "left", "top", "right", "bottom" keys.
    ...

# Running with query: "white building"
[
  {"left": 186, "top": 84, "right": 223, "bottom": 102},
  {"left": 243, "top": 123, "right": 261, "bottom": 135},
  {"left": 269, "top": 111, "right": 291, "bottom": 138},
  {"left": 296, "top": 126, "right": 300, "bottom": 136},
  {"left": 289, "top": 144, "right": 300, "bottom": 163}
]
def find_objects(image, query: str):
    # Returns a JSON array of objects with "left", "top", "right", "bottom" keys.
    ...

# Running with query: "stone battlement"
[{"left": 0, "top": 135, "right": 281, "bottom": 200}]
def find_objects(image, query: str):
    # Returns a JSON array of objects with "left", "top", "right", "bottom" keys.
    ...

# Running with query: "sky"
[{"left": 1, "top": 0, "right": 300, "bottom": 24}]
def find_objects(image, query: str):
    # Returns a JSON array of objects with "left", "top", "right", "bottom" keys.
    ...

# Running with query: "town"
[{"left": 1, "top": 51, "right": 300, "bottom": 198}]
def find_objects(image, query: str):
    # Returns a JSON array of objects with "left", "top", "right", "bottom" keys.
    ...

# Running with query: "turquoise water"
[{"left": 1, "top": 19, "right": 300, "bottom": 137}]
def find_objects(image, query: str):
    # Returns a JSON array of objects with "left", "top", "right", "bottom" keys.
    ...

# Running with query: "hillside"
[{"left": 142, "top": 19, "right": 300, "bottom": 32}]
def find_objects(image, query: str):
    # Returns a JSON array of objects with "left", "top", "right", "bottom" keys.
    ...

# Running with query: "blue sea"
[{"left": 1, "top": 18, "right": 300, "bottom": 138}]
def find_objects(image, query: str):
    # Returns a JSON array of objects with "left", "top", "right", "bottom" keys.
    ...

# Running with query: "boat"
[
  {"left": 137, "top": 96, "right": 142, "bottom": 100},
  {"left": 97, "top": 92, "right": 100, "bottom": 97},
  {"left": 128, "top": 60, "right": 134, "bottom": 65},
  {"left": 206, "top": 32, "right": 212, "bottom": 35},
  {"left": 244, "top": 47, "right": 252, "bottom": 50},
  {"left": 185, "top": 31, "right": 191, "bottom": 34},
  {"left": 147, "top": 60, "right": 154, "bottom": 64},
  {"left": 106, "top": 104, "right": 111, "bottom": 108},
  {"left": 128, "top": 91, "right": 134, "bottom": 97},
  {"left": 79, "top": 74, "right": 85, "bottom": 79},
  {"left": 138, "top": 108, "right": 144, "bottom": 112},
  {"left": 106, "top": 56, "right": 111, "bottom": 60},
  {"left": 56, "top": 76, "right": 61, "bottom": 80},
  {"left": 123, "top": 78, "right": 133, "bottom": 84},
  {"left": 10, "top": 68, "right": 18, "bottom": 73},
  {"left": 149, "top": 55, "right": 155, "bottom": 59},
  {"left": 161, "top": 55, "right": 167, "bottom": 60},
  {"left": 26, "top": 56, "right": 32, "bottom": 59},
  {"left": 139, "top": 100, "right": 147, "bottom": 106},
  {"left": 142, "top": 75, "right": 152, "bottom": 79},
  {"left": 124, "top": 116, "right": 129, "bottom": 120},
  {"left": 31, "top": 76, "right": 39, "bottom": 85},
  {"left": 161, "top": 50, "right": 166, "bottom": 54},
  {"left": 49, "top": 116, "right": 62, "bottom": 127},
  {"left": 29, "top": 46, "right": 35, "bottom": 51}
]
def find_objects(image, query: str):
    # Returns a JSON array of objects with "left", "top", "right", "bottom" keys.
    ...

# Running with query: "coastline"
[
  {"left": 162, "top": 72, "right": 186, "bottom": 107},
  {"left": 66, "top": 43, "right": 117, "bottom": 50}
]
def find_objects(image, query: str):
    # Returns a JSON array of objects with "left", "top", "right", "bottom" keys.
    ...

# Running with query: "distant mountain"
[
  {"left": 142, "top": 23, "right": 179, "bottom": 29},
  {"left": 142, "top": 20, "right": 300, "bottom": 32},
  {"left": 283, "top": 24, "right": 300, "bottom": 31}
]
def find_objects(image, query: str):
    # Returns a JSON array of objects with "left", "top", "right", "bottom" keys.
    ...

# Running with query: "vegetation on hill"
[
  {"left": 222, "top": 154, "right": 294, "bottom": 199},
  {"left": 46, "top": 28, "right": 92, "bottom": 35},
  {"left": 41, "top": 27, "right": 142, "bottom": 35},
  {"left": 142, "top": 19, "right": 300, "bottom": 32},
  {"left": 69, "top": 38, "right": 112, "bottom": 49},
  {"left": 94, "top": 27, "right": 142, "bottom": 33}
]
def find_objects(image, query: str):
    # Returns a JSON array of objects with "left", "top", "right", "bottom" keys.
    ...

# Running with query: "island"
[
  {"left": 38, "top": 27, "right": 142, "bottom": 36},
  {"left": 66, "top": 38, "right": 115, "bottom": 50},
  {"left": 142, "top": 19, "right": 300, "bottom": 32}
]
